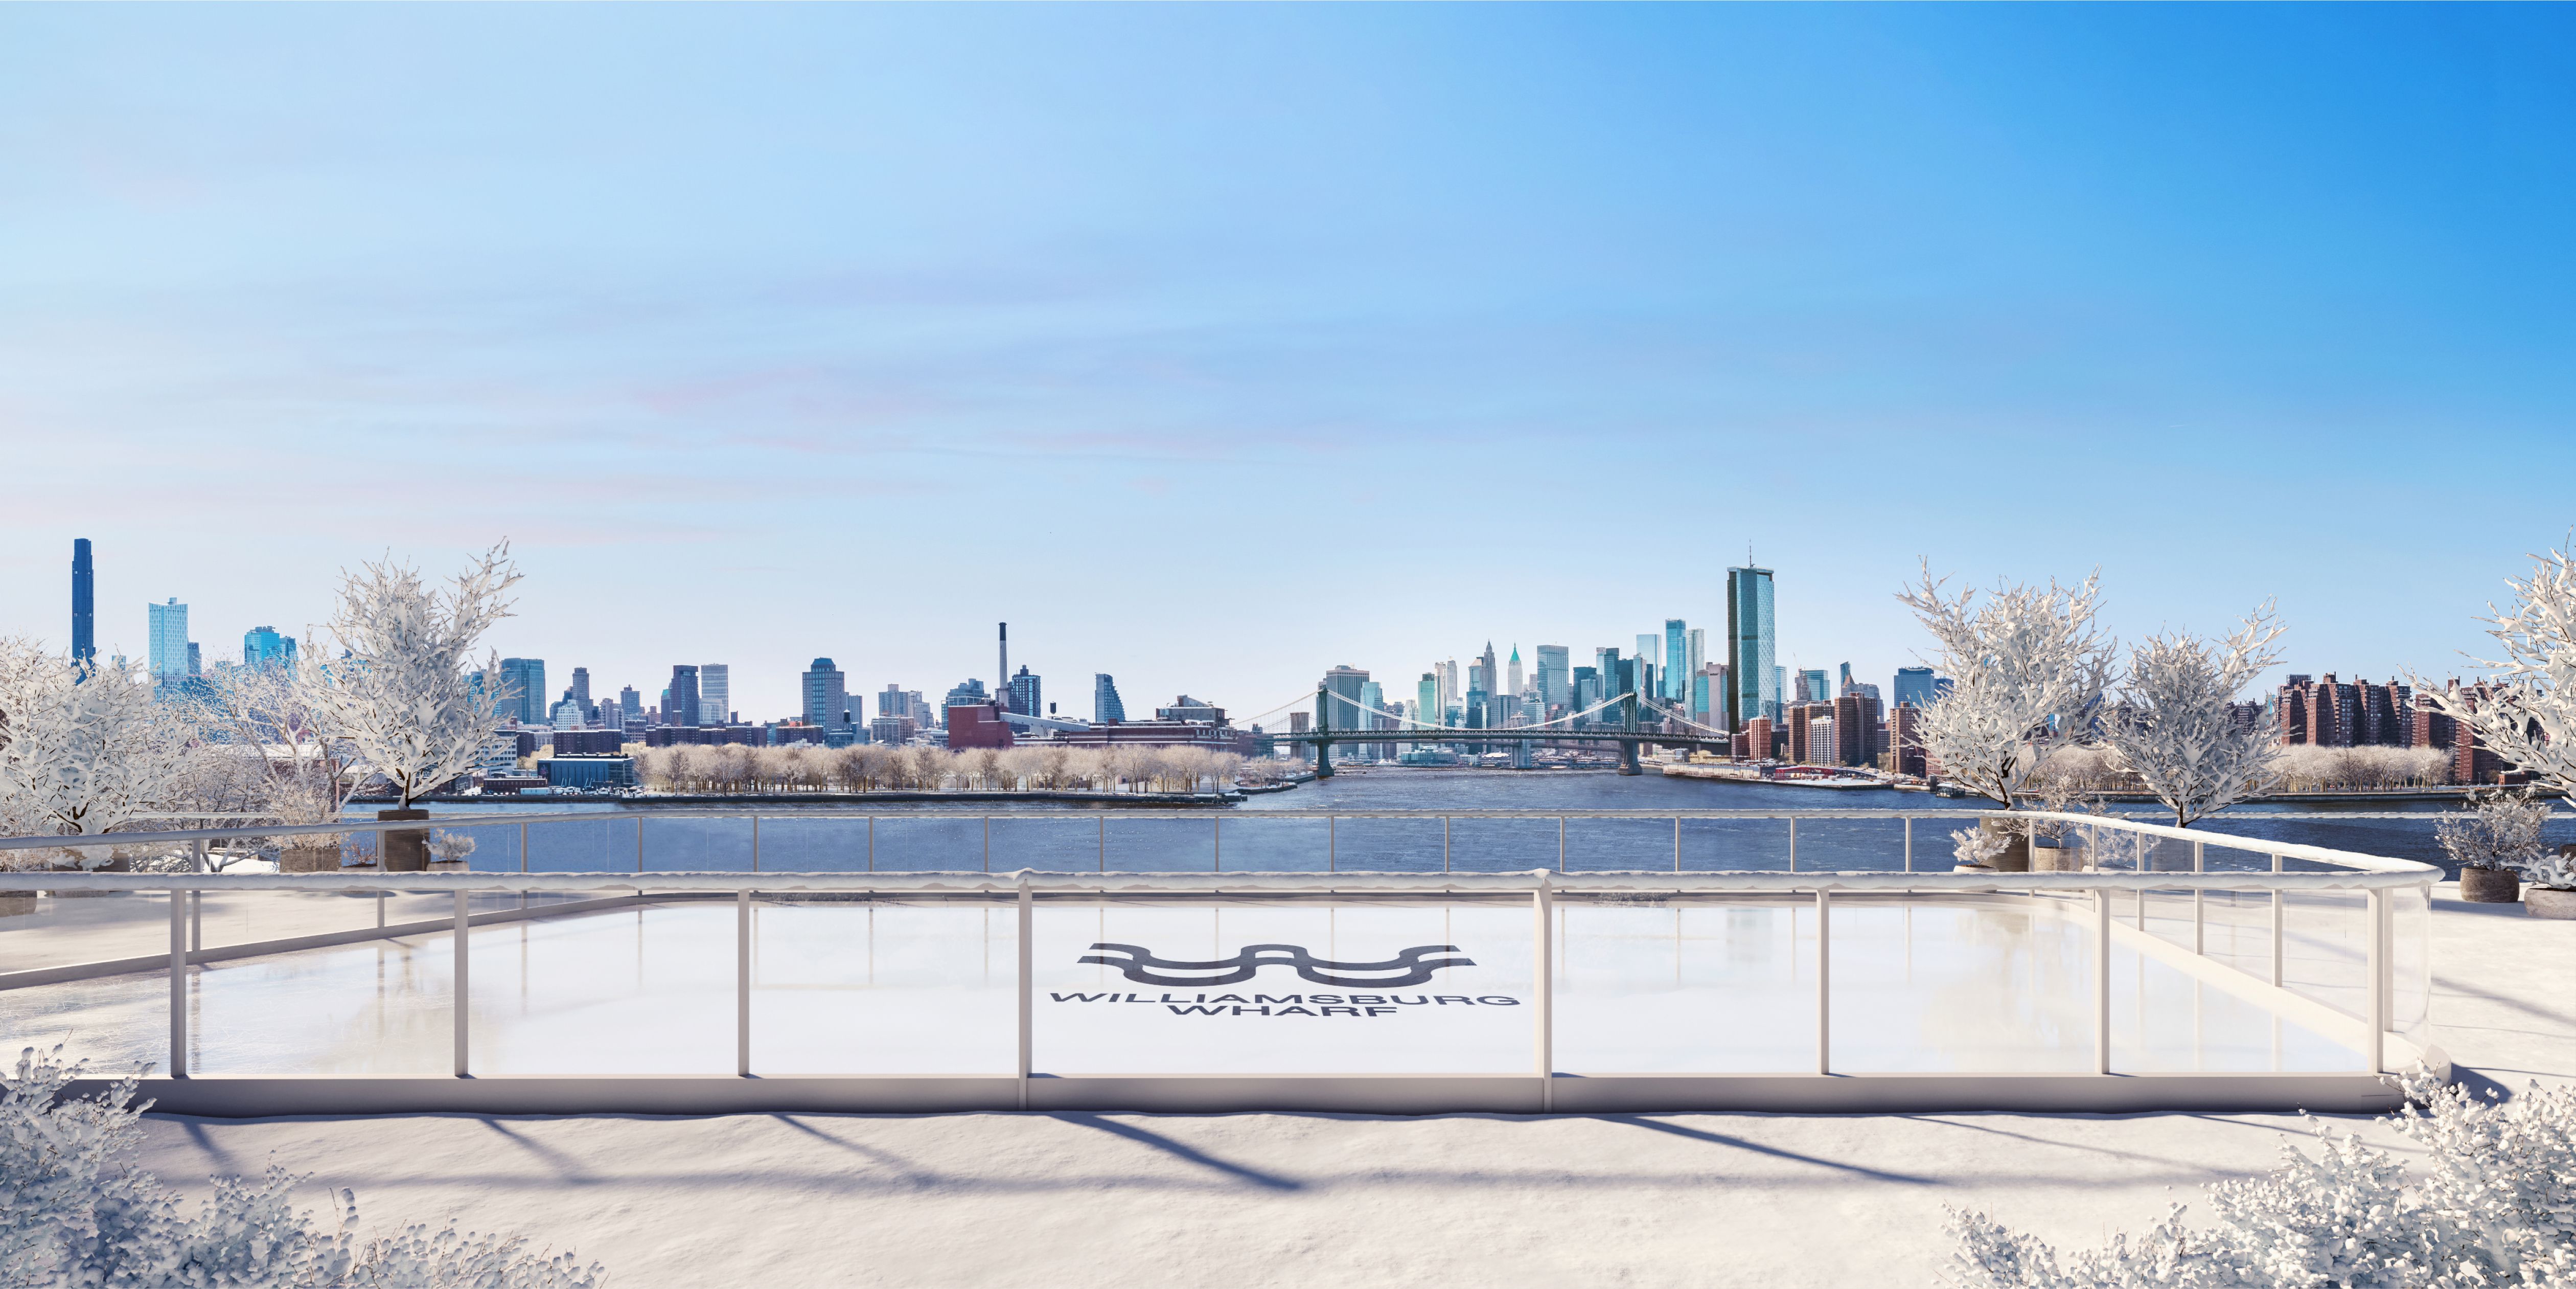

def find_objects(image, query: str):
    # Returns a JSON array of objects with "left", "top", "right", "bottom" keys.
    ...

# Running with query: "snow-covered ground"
[{"left": 133, "top": 884, "right": 2573, "bottom": 1288}]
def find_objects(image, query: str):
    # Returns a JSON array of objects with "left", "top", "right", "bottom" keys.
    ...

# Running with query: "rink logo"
[
  {"left": 1076, "top": 942, "right": 1475, "bottom": 988},
  {"left": 1046, "top": 990, "right": 1522, "bottom": 1017}
]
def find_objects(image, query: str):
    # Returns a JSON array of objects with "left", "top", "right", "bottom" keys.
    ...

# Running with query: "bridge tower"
[
  {"left": 1313, "top": 686, "right": 1334, "bottom": 778},
  {"left": 1617, "top": 691, "right": 1643, "bottom": 776}
]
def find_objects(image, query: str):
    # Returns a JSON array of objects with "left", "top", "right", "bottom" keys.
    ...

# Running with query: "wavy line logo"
[{"left": 1077, "top": 943, "right": 1476, "bottom": 988}]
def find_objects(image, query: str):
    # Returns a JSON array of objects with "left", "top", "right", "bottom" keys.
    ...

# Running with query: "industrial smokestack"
[{"left": 998, "top": 622, "right": 1008, "bottom": 704}]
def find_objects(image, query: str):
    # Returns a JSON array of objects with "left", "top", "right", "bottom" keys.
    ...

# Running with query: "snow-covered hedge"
[
  {"left": 1948, "top": 1072, "right": 2576, "bottom": 1287},
  {"left": 3, "top": 1044, "right": 605, "bottom": 1287}
]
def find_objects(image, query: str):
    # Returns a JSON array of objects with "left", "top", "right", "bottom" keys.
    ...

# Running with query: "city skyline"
[{"left": 6, "top": 7, "right": 2573, "bottom": 717}]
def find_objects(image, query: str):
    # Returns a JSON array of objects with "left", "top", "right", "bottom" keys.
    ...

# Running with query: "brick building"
[{"left": 2278, "top": 673, "right": 2413, "bottom": 747}]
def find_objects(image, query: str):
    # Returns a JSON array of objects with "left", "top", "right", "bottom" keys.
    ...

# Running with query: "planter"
[
  {"left": 1980, "top": 818, "right": 2031, "bottom": 873},
  {"left": 0, "top": 893, "right": 34, "bottom": 918},
  {"left": 378, "top": 808, "right": 431, "bottom": 872},
  {"left": 279, "top": 844, "right": 342, "bottom": 874},
  {"left": 2461, "top": 865, "right": 2522, "bottom": 903},
  {"left": 2527, "top": 888, "right": 2576, "bottom": 920},
  {"left": 2031, "top": 843, "right": 2085, "bottom": 873}
]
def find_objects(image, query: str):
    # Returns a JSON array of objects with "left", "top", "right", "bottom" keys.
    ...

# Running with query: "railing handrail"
[{"left": 0, "top": 866, "right": 2435, "bottom": 894}]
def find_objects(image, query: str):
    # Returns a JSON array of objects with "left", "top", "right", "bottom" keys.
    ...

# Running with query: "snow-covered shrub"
[
  {"left": 2434, "top": 789, "right": 2551, "bottom": 874},
  {"left": 2, "top": 1044, "right": 605, "bottom": 1287},
  {"left": 1951, "top": 827, "right": 2009, "bottom": 869},
  {"left": 305, "top": 545, "right": 520, "bottom": 809},
  {"left": 2414, "top": 541, "right": 2576, "bottom": 800},
  {"left": 1948, "top": 1071, "right": 2576, "bottom": 1288},
  {"left": 2099, "top": 606, "right": 2287, "bottom": 828},
  {"left": 1897, "top": 565, "right": 2118, "bottom": 809},
  {"left": 0, "top": 641, "right": 201, "bottom": 856},
  {"left": 2513, "top": 851, "right": 2576, "bottom": 892}
]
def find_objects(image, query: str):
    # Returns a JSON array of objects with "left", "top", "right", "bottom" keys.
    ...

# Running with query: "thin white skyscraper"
[
  {"left": 1506, "top": 646, "right": 1524, "bottom": 699},
  {"left": 700, "top": 664, "right": 730, "bottom": 725}
]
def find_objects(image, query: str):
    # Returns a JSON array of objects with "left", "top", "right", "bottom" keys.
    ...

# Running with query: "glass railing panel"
[
  {"left": 2391, "top": 884, "right": 2431, "bottom": 1047},
  {"left": 1560, "top": 816, "right": 1674, "bottom": 873},
  {"left": 466, "top": 892, "right": 732, "bottom": 1075},
  {"left": 0, "top": 885, "right": 173, "bottom": 1076},
  {"left": 1684, "top": 817, "right": 1790, "bottom": 872},
  {"left": 1829, "top": 894, "right": 2093, "bottom": 1073},
  {"left": 751, "top": 895, "right": 1015, "bottom": 1074},
  {"left": 1105, "top": 815, "right": 1228, "bottom": 873},
  {"left": 1031, "top": 898, "right": 1532, "bottom": 1075},
  {"left": 865, "top": 816, "right": 987, "bottom": 873},
  {"left": 1443, "top": 817, "right": 1562, "bottom": 873},
  {"left": 1556, "top": 895, "right": 1813, "bottom": 1073},
  {"left": 989, "top": 816, "right": 1113, "bottom": 873},
  {"left": 1209, "top": 815, "right": 1330, "bottom": 872},
  {"left": 190, "top": 889, "right": 463, "bottom": 1076},
  {"left": 1305, "top": 816, "right": 1445, "bottom": 873},
  {"left": 740, "top": 814, "right": 869, "bottom": 872},
  {"left": 1786, "top": 817, "right": 1909, "bottom": 872},
  {"left": 639, "top": 817, "right": 753, "bottom": 873},
  {"left": 2280, "top": 890, "right": 2370, "bottom": 1022}
]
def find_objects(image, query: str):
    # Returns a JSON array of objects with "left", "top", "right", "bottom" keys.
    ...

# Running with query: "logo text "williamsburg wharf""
[{"left": 1064, "top": 942, "right": 1505, "bottom": 1015}]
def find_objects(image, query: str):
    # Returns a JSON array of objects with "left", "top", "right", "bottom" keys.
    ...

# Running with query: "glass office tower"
[{"left": 1724, "top": 566, "right": 1777, "bottom": 730}]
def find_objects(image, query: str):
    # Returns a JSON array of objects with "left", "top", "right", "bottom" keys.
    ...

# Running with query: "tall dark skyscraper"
[
  {"left": 670, "top": 664, "right": 702, "bottom": 728},
  {"left": 70, "top": 538, "right": 95, "bottom": 666}
]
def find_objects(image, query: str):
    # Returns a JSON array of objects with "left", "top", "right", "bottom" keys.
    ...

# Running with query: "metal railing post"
[
  {"left": 1787, "top": 817, "right": 1798, "bottom": 873},
  {"left": 1534, "top": 872, "right": 1553, "bottom": 1112},
  {"left": 192, "top": 837, "right": 205, "bottom": 874},
  {"left": 1903, "top": 816, "right": 1913, "bottom": 873},
  {"left": 982, "top": 817, "right": 991, "bottom": 873},
  {"left": 452, "top": 891, "right": 470, "bottom": 1078},
  {"left": 2095, "top": 889, "right": 2111, "bottom": 1074},
  {"left": 168, "top": 888, "right": 187, "bottom": 1079},
  {"left": 738, "top": 890, "right": 752, "bottom": 1077},
  {"left": 1329, "top": 816, "right": 1337, "bottom": 873},
  {"left": 2270, "top": 853, "right": 2285, "bottom": 987},
  {"left": 1017, "top": 875, "right": 1034, "bottom": 1110},
  {"left": 2366, "top": 889, "right": 2387, "bottom": 1074},
  {"left": 752, "top": 813, "right": 761, "bottom": 873},
  {"left": 2192, "top": 840, "right": 2205, "bottom": 955},
  {"left": 1814, "top": 887, "right": 1830, "bottom": 1075},
  {"left": 1443, "top": 817, "right": 1451, "bottom": 873},
  {"left": 522, "top": 821, "right": 530, "bottom": 873}
]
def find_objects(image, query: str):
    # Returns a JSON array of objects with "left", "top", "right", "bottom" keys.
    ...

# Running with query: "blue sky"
[{"left": 3, "top": 5, "right": 2570, "bottom": 722}]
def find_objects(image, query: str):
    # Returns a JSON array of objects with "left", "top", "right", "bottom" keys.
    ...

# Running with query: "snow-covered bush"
[
  {"left": 0, "top": 640, "right": 201, "bottom": 864},
  {"left": 1948, "top": 1071, "right": 2576, "bottom": 1288},
  {"left": 2099, "top": 606, "right": 2287, "bottom": 828},
  {"left": 1950, "top": 827, "right": 2009, "bottom": 869},
  {"left": 2, "top": 1044, "right": 605, "bottom": 1287},
  {"left": 2434, "top": 789, "right": 2551, "bottom": 874},
  {"left": 1897, "top": 565, "right": 2118, "bottom": 809},
  {"left": 2414, "top": 541, "right": 2576, "bottom": 801},
  {"left": 2518, "top": 852, "right": 2576, "bottom": 892},
  {"left": 305, "top": 545, "right": 519, "bottom": 809}
]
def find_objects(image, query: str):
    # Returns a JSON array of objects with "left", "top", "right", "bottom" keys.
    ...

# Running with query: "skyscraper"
[
  {"left": 243, "top": 626, "right": 297, "bottom": 671},
  {"left": 1506, "top": 646, "right": 1523, "bottom": 699},
  {"left": 500, "top": 658, "right": 548, "bottom": 725},
  {"left": 1686, "top": 629, "right": 1705, "bottom": 693},
  {"left": 700, "top": 664, "right": 730, "bottom": 725},
  {"left": 1893, "top": 667, "right": 1940, "bottom": 709},
  {"left": 1724, "top": 566, "right": 1777, "bottom": 730},
  {"left": 669, "top": 665, "right": 702, "bottom": 728},
  {"left": 1094, "top": 673, "right": 1126, "bottom": 723},
  {"left": 569, "top": 667, "right": 592, "bottom": 713},
  {"left": 1435, "top": 660, "right": 1459, "bottom": 718},
  {"left": 1475, "top": 644, "right": 1499, "bottom": 704},
  {"left": 1007, "top": 666, "right": 1041, "bottom": 719},
  {"left": 70, "top": 539, "right": 94, "bottom": 667},
  {"left": 619, "top": 687, "right": 642, "bottom": 725},
  {"left": 187, "top": 642, "right": 201, "bottom": 677},
  {"left": 1534, "top": 645, "right": 1570, "bottom": 711},
  {"left": 1417, "top": 673, "right": 1438, "bottom": 728},
  {"left": 147, "top": 599, "right": 189, "bottom": 680},
  {"left": 1797, "top": 669, "right": 1829, "bottom": 705},
  {"left": 1321, "top": 665, "right": 1369, "bottom": 735},
  {"left": 1664, "top": 620, "right": 1687, "bottom": 703},
  {"left": 803, "top": 658, "right": 848, "bottom": 730}
]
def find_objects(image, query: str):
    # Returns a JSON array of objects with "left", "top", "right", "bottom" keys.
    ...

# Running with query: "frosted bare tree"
[
  {"left": 1896, "top": 564, "right": 2118, "bottom": 809},
  {"left": 2413, "top": 540, "right": 2576, "bottom": 797},
  {"left": 197, "top": 661, "right": 355, "bottom": 868},
  {"left": 0, "top": 642, "right": 201, "bottom": 866},
  {"left": 304, "top": 545, "right": 520, "bottom": 809},
  {"left": 2099, "top": 604, "right": 2287, "bottom": 827}
]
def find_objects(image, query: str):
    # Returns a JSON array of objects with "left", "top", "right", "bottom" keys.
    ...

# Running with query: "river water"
[{"left": 365, "top": 767, "right": 2557, "bottom": 876}]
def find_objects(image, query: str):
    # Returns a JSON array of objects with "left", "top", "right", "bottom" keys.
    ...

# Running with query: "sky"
[{"left": 3, "top": 5, "right": 2571, "bottom": 725}]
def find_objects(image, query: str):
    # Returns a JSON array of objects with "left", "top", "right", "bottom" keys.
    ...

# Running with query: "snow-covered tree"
[
  {"left": 304, "top": 545, "right": 520, "bottom": 809},
  {"left": 2099, "top": 605, "right": 2288, "bottom": 828},
  {"left": 1896, "top": 565, "right": 2118, "bottom": 809},
  {"left": 1950, "top": 1070, "right": 2576, "bottom": 1287},
  {"left": 0, "top": 641, "right": 200, "bottom": 862},
  {"left": 2415, "top": 541, "right": 2576, "bottom": 799},
  {"left": 2, "top": 1043, "right": 604, "bottom": 1286}
]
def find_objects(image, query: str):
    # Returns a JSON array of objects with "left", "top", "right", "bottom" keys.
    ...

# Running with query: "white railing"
[{"left": 0, "top": 810, "right": 2441, "bottom": 1114}]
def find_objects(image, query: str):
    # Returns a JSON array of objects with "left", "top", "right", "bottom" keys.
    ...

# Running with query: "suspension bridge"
[{"left": 1259, "top": 687, "right": 1737, "bottom": 776}]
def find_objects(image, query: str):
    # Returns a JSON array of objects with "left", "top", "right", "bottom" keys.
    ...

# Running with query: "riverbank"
[{"left": 353, "top": 788, "right": 1247, "bottom": 808}]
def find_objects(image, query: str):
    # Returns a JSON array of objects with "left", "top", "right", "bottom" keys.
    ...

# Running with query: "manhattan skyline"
[{"left": 5, "top": 6, "right": 2572, "bottom": 717}]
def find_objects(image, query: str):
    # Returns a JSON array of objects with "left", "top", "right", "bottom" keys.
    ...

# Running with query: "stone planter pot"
[
  {"left": 1980, "top": 818, "right": 2031, "bottom": 873},
  {"left": 278, "top": 844, "right": 342, "bottom": 874},
  {"left": 2031, "top": 843, "right": 2086, "bottom": 873},
  {"left": 2462, "top": 865, "right": 2521, "bottom": 903},
  {"left": 378, "top": 808, "right": 431, "bottom": 872},
  {"left": 2527, "top": 888, "right": 2576, "bottom": 920}
]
